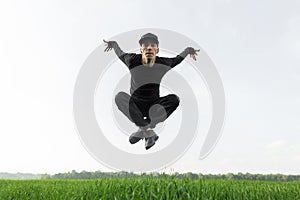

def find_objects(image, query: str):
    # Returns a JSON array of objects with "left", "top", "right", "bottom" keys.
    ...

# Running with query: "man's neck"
[{"left": 142, "top": 56, "right": 156, "bottom": 67}]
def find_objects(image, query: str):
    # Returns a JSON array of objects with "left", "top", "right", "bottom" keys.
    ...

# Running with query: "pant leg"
[
  {"left": 148, "top": 94, "right": 180, "bottom": 128},
  {"left": 114, "top": 91, "right": 149, "bottom": 127}
]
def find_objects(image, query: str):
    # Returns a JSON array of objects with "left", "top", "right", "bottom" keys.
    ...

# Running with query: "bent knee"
[
  {"left": 115, "top": 91, "right": 127, "bottom": 104},
  {"left": 169, "top": 94, "right": 180, "bottom": 107}
]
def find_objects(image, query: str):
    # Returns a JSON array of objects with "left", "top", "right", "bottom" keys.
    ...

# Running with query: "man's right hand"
[{"left": 103, "top": 39, "right": 114, "bottom": 52}]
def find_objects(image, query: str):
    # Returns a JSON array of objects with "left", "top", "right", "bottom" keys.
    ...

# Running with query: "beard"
[
  {"left": 147, "top": 58, "right": 152, "bottom": 64},
  {"left": 142, "top": 54, "right": 155, "bottom": 67}
]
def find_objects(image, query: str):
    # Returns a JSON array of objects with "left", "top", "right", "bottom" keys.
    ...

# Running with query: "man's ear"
[
  {"left": 156, "top": 48, "right": 159, "bottom": 54},
  {"left": 140, "top": 47, "right": 143, "bottom": 53}
]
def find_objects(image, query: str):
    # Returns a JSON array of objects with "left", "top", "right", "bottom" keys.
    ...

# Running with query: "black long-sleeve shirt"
[{"left": 110, "top": 42, "right": 193, "bottom": 101}]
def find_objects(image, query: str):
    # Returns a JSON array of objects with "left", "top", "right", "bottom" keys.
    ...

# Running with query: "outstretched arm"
[
  {"left": 103, "top": 39, "right": 125, "bottom": 58},
  {"left": 178, "top": 47, "right": 200, "bottom": 61},
  {"left": 103, "top": 39, "right": 136, "bottom": 67},
  {"left": 166, "top": 47, "right": 200, "bottom": 68}
]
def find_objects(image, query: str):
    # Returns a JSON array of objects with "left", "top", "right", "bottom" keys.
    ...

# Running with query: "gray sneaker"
[
  {"left": 145, "top": 130, "right": 159, "bottom": 150},
  {"left": 129, "top": 128, "right": 145, "bottom": 144}
]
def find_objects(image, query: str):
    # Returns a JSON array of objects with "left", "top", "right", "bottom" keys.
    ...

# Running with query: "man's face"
[{"left": 140, "top": 41, "right": 159, "bottom": 59}]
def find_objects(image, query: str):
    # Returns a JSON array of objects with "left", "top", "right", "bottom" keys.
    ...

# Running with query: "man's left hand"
[{"left": 190, "top": 49, "right": 200, "bottom": 61}]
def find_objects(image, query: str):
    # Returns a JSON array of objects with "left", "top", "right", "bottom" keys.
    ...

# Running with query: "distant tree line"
[
  {"left": 0, "top": 172, "right": 41, "bottom": 180},
  {"left": 40, "top": 170, "right": 300, "bottom": 182}
]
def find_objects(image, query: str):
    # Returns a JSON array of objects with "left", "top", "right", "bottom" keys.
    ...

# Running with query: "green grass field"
[{"left": 0, "top": 178, "right": 299, "bottom": 200}]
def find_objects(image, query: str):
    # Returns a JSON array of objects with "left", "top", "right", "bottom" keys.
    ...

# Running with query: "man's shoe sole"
[{"left": 129, "top": 136, "right": 143, "bottom": 144}]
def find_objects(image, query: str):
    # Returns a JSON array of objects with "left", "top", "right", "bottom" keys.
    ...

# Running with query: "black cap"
[{"left": 139, "top": 33, "right": 159, "bottom": 46}]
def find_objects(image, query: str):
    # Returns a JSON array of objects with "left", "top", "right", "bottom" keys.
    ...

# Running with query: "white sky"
[{"left": 0, "top": 0, "right": 300, "bottom": 174}]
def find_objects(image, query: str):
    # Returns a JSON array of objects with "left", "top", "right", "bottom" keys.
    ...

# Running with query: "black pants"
[{"left": 115, "top": 92, "right": 180, "bottom": 128}]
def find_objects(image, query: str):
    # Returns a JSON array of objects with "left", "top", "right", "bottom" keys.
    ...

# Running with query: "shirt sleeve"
[
  {"left": 110, "top": 41, "right": 136, "bottom": 67},
  {"left": 160, "top": 47, "right": 195, "bottom": 68}
]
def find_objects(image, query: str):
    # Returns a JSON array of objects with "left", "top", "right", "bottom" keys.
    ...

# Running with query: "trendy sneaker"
[
  {"left": 129, "top": 128, "right": 145, "bottom": 144},
  {"left": 145, "top": 130, "right": 159, "bottom": 150}
]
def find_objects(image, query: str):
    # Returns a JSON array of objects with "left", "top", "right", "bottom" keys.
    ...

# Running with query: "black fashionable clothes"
[
  {"left": 111, "top": 41, "right": 192, "bottom": 127},
  {"left": 115, "top": 92, "right": 179, "bottom": 128}
]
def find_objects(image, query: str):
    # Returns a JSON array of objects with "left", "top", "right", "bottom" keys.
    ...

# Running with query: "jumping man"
[{"left": 103, "top": 33, "right": 199, "bottom": 150}]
